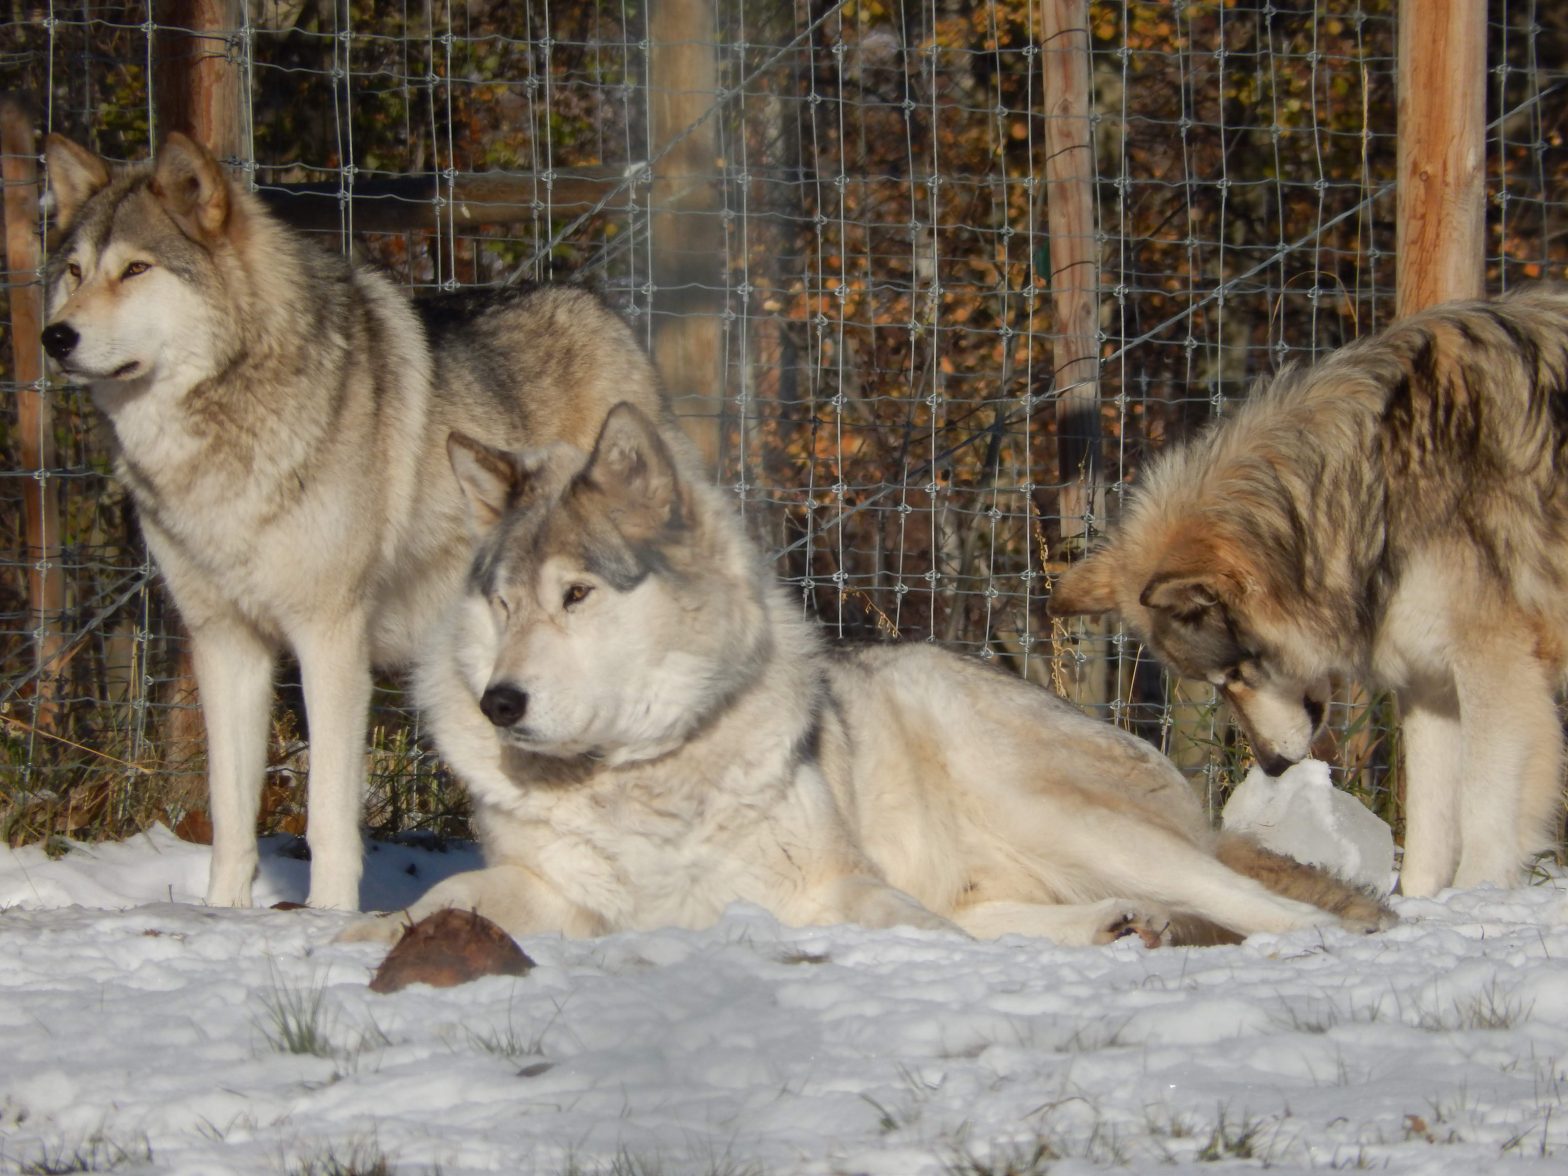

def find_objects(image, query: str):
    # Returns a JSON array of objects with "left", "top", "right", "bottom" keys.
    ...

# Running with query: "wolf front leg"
[
  {"left": 341, "top": 865, "right": 609, "bottom": 944},
  {"left": 1396, "top": 689, "right": 1464, "bottom": 896},
  {"left": 294, "top": 617, "right": 374, "bottom": 911},
  {"left": 1452, "top": 644, "right": 1564, "bottom": 891},
  {"left": 191, "top": 619, "right": 276, "bottom": 908}
]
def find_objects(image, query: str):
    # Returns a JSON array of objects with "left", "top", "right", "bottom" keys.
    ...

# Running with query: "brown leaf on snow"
[{"left": 368, "top": 908, "right": 535, "bottom": 994}]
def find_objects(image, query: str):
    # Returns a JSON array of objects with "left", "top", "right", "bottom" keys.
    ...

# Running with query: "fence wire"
[{"left": 2, "top": 1, "right": 1565, "bottom": 845}]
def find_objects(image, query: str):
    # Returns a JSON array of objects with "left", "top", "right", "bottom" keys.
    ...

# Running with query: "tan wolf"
[
  {"left": 1050, "top": 287, "right": 1568, "bottom": 897},
  {"left": 40, "top": 133, "right": 670, "bottom": 910},
  {"left": 351, "top": 403, "right": 1390, "bottom": 947}
]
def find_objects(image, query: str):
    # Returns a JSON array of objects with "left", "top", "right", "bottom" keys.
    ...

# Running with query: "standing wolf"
[
  {"left": 40, "top": 133, "right": 669, "bottom": 910},
  {"left": 1050, "top": 287, "right": 1568, "bottom": 897},
  {"left": 358, "top": 402, "right": 1389, "bottom": 947}
]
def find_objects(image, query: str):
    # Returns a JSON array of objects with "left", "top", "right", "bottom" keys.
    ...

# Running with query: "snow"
[
  {"left": 1223, "top": 759, "right": 1397, "bottom": 896},
  {"left": 3, "top": 827, "right": 1568, "bottom": 1174}
]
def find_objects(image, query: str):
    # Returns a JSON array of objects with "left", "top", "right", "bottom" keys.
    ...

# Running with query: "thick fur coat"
[
  {"left": 41, "top": 134, "right": 668, "bottom": 909},
  {"left": 1051, "top": 287, "right": 1568, "bottom": 895},
  {"left": 358, "top": 404, "right": 1391, "bottom": 947}
]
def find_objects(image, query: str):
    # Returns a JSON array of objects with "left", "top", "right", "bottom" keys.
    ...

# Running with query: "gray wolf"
[
  {"left": 1049, "top": 287, "right": 1568, "bottom": 897},
  {"left": 355, "top": 402, "right": 1389, "bottom": 947},
  {"left": 39, "top": 133, "right": 669, "bottom": 910}
]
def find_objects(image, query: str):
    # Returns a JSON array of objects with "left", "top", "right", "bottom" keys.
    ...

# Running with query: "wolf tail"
[{"left": 1170, "top": 833, "right": 1396, "bottom": 946}]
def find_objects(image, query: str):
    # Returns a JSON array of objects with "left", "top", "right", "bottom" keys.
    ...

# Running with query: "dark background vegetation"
[{"left": 1, "top": 1, "right": 1565, "bottom": 849}]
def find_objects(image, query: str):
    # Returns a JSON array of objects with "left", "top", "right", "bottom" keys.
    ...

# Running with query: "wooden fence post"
[
  {"left": 648, "top": 3, "right": 726, "bottom": 473},
  {"left": 2, "top": 97, "right": 65, "bottom": 731},
  {"left": 1396, "top": 0, "right": 1486, "bottom": 314},
  {"left": 153, "top": 0, "right": 245, "bottom": 158},
  {"left": 1042, "top": 0, "right": 1102, "bottom": 535},
  {"left": 1040, "top": 0, "right": 1109, "bottom": 711}
]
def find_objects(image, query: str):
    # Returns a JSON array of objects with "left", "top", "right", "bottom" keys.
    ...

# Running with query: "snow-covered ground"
[{"left": 3, "top": 825, "right": 1568, "bottom": 1175}]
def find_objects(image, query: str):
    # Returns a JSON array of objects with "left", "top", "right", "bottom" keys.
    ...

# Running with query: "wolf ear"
[
  {"left": 43, "top": 135, "right": 111, "bottom": 232},
  {"left": 580, "top": 402, "right": 687, "bottom": 543},
  {"left": 1139, "top": 573, "right": 1227, "bottom": 621},
  {"left": 448, "top": 432, "right": 531, "bottom": 535},
  {"left": 150, "top": 133, "right": 232, "bottom": 242},
  {"left": 1137, "top": 530, "right": 1254, "bottom": 621},
  {"left": 1048, "top": 552, "right": 1121, "bottom": 617}
]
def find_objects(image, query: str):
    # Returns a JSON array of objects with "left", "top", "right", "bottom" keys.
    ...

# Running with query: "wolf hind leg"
[
  {"left": 808, "top": 875, "right": 961, "bottom": 934},
  {"left": 1048, "top": 812, "right": 1365, "bottom": 938},
  {"left": 339, "top": 864, "right": 608, "bottom": 944},
  {"left": 1397, "top": 692, "right": 1464, "bottom": 896},
  {"left": 192, "top": 619, "right": 276, "bottom": 908},
  {"left": 1215, "top": 834, "right": 1394, "bottom": 932},
  {"left": 953, "top": 898, "right": 1171, "bottom": 948}
]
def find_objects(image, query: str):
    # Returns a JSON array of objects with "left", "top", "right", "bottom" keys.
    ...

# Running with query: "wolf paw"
[
  {"left": 1339, "top": 903, "right": 1399, "bottom": 935},
  {"left": 1096, "top": 906, "right": 1172, "bottom": 949},
  {"left": 334, "top": 911, "right": 413, "bottom": 945},
  {"left": 1311, "top": 885, "right": 1398, "bottom": 936}
]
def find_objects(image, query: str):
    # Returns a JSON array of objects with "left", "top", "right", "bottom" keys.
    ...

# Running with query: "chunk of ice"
[{"left": 1221, "top": 759, "right": 1395, "bottom": 896}]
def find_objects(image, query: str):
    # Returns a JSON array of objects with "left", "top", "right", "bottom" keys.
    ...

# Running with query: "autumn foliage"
[{"left": 1, "top": 2, "right": 1564, "bottom": 844}]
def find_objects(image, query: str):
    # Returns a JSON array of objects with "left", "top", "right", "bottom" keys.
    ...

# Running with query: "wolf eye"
[
  {"left": 1211, "top": 662, "right": 1249, "bottom": 690},
  {"left": 120, "top": 261, "right": 150, "bottom": 280},
  {"left": 66, "top": 262, "right": 81, "bottom": 282},
  {"left": 1304, "top": 696, "right": 1326, "bottom": 731},
  {"left": 489, "top": 593, "right": 511, "bottom": 621},
  {"left": 562, "top": 583, "right": 593, "bottom": 609}
]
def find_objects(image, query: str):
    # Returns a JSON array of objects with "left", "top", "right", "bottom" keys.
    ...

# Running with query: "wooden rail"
[{"left": 254, "top": 168, "right": 640, "bottom": 233}]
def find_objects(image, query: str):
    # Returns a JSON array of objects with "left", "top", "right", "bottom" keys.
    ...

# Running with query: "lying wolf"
[
  {"left": 1050, "top": 287, "right": 1568, "bottom": 896},
  {"left": 355, "top": 403, "right": 1390, "bottom": 946},
  {"left": 40, "top": 134, "right": 669, "bottom": 910}
]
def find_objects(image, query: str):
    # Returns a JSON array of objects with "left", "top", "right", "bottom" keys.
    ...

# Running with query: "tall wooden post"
[
  {"left": 1040, "top": 0, "right": 1108, "bottom": 710},
  {"left": 1041, "top": 0, "right": 1101, "bottom": 536},
  {"left": 1396, "top": 0, "right": 1486, "bottom": 315},
  {"left": 153, "top": 0, "right": 245, "bottom": 158},
  {"left": 2, "top": 97, "right": 65, "bottom": 730},
  {"left": 649, "top": 3, "right": 725, "bottom": 473}
]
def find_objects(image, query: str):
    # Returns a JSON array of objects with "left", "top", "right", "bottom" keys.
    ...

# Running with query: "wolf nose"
[
  {"left": 1258, "top": 750, "right": 1297, "bottom": 778},
  {"left": 479, "top": 684, "right": 528, "bottom": 728},
  {"left": 41, "top": 323, "right": 79, "bottom": 361}
]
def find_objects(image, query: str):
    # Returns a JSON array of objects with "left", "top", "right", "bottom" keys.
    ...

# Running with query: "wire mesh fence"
[{"left": 2, "top": 1, "right": 1565, "bottom": 847}]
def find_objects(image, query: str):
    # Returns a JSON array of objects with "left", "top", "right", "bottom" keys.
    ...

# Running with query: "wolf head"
[
  {"left": 1050, "top": 520, "right": 1330, "bottom": 777},
  {"left": 40, "top": 134, "right": 245, "bottom": 395},
  {"left": 443, "top": 403, "right": 768, "bottom": 765}
]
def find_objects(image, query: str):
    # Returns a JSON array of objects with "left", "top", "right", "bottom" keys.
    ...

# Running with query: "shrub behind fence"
[{"left": 2, "top": 1, "right": 1564, "bottom": 845}]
